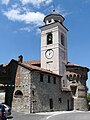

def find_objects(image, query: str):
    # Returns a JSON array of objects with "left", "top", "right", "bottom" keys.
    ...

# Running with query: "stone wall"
[
  {"left": 74, "top": 98, "right": 88, "bottom": 111},
  {"left": 31, "top": 71, "right": 72, "bottom": 112},
  {"left": 12, "top": 64, "right": 72, "bottom": 113},
  {"left": 12, "top": 65, "right": 31, "bottom": 113}
]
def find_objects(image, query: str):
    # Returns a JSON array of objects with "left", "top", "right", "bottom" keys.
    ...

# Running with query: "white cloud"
[
  {"left": 20, "top": 27, "right": 31, "bottom": 32},
  {"left": 3, "top": 9, "right": 21, "bottom": 21},
  {"left": 55, "top": 6, "right": 72, "bottom": 17},
  {"left": 1, "top": 0, "right": 10, "bottom": 5},
  {"left": 20, "top": 0, "right": 52, "bottom": 6},
  {"left": 36, "top": 28, "right": 41, "bottom": 34},
  {"left": 3, "top": 9, "right": 45, "bottom": 26},
  {"left": 20, "top": 25, "right": 40, "bottom": 32},
  {"left": 45, "top": 0, "right": 52, "bottom": 5}
]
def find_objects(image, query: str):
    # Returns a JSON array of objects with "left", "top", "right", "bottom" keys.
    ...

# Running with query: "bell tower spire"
[
  {"left": 40, "top": 11, "right": 68, "bottom": 75},
  {"left": 43, "top": 10, "right": 65, "bottom": 25}
]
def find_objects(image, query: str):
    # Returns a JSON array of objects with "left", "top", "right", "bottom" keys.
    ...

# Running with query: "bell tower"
[{"left": 40, "top": 10, "right": 68, "bottom": 75}]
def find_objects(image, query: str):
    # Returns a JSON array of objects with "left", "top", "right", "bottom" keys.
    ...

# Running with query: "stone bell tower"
[{"left": 40, "top": 10, "right": 68, "bottom": 75}]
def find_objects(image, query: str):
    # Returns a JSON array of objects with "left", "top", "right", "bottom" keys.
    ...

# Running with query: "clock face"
[{"left": 45, "top": 49, "right": 54, "bottom": 59}]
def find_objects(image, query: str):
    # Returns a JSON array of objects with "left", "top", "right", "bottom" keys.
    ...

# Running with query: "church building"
[{"left": 0, "top": 10, "right": 89, "bottom": 113}]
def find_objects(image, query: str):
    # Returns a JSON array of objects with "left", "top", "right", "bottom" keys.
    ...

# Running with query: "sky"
[{"left": 0, "top": 0, "right": 90, "bottom": 91}]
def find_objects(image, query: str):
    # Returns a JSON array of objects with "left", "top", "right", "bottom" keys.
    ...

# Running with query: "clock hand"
[{"left": 49, "top": 51, "right": 52, "bottom": 55}]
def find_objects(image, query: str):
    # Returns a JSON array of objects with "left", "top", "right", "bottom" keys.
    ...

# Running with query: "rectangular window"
[
  {"left": 48, "top": 75, "right": 50, "bottom": 83},
  {"left": 58, "top": 98, "right": 62, "bottom": 103},
  {"left": 53, "top": 77, "right": 56, "bottom": 84},
  {"left": 63, "top": 80, "right": 65, "bottom": 87},
  {"left": 49, "top": 99, "right": 53, "bottom": 110},
  {"left": 40, "top": 74, "right": 43, "bottom": 82},
  {"left": 32, "top": 90, "right": 34, "bottom": 96}
]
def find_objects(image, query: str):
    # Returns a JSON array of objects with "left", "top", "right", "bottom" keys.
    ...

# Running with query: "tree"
[{"left": 87, "top": 93, "right": 90, "bottom": 101}]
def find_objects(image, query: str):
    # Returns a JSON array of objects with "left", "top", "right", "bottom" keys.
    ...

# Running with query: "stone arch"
[
  {"left": 69, "top": 74, "right": 73, "bottom": 80},
  {"left": 47, "top": 33, "right": 53, "bottom": 45},
  {"left": 73, "top": 74, "right": 77, "bottom": 80},
  {"left": 14, "top": 90, "right": 23, "bottom": 97}
]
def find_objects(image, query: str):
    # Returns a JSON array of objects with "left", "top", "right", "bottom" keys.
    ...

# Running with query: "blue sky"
[{"left": 0, "top": 0, "right": 90, "bottom": 91}]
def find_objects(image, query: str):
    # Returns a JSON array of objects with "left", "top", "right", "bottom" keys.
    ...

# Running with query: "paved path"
[
  {"left": 8, "top": 111, "right": 90, "bottom": 120},
  {"left": 44, "top": 111, "right": 90, "bottom": 120},
  {"left": 9, "top": 112, "right": 48, "bottom": 120}
]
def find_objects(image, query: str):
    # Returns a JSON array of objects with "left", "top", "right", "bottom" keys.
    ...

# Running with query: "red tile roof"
[
  {"left": 66, "top": 62, "right": 89, "bottom": 71},
  {"left": 17, "top": 60, "right": 62, "bottom": 77},
  {"left": 23, "top": 60, "right": 41, "bottom": 66}
]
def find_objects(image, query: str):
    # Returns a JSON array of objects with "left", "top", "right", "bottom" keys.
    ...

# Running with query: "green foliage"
[{"left": 87, "top": 93, "right": 90, "bottom": 101}]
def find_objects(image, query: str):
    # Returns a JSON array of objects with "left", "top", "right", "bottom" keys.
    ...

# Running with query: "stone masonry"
[{"left": 12, "top": 62, "right": 72, "bottom": 113}]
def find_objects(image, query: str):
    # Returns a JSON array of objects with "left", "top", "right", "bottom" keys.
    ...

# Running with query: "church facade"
[{"left": 0, "top": 11, "right": 89, "bottom": 113}]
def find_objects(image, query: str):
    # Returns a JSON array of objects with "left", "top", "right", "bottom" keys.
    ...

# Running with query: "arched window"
[
  {"left": 14, "top": 90, "right": 23, "bottom": 98},
  {"left": 61, "top": 33, "right": 65, "bottom": 46},
  {"left": 47, "top": 33, "right": 53, "bottom": 45}
]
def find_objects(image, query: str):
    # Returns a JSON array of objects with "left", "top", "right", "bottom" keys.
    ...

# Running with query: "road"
[
  {"left": 7, "top": 111, "right": 90, "bottom": 120},
  {"left": 8, "top": 112, "right": 48, "bottom": 120},
  {"left": 45, "top": 112, "right": 90, "bottom": 120}
]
